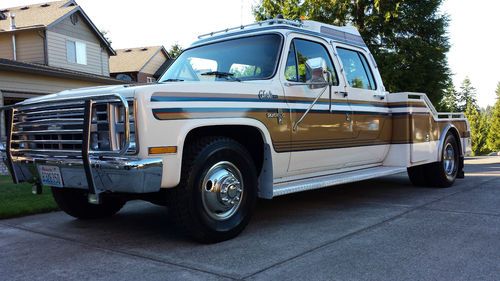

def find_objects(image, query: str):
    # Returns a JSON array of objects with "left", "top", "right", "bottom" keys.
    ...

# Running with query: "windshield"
[{"left": 160, "top": 34, "right": 282, "bottom": 82}]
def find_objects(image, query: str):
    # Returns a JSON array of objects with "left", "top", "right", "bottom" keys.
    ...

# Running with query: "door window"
[
  {"left": 337, "top": 48, "right": 376, "bottom": 90},
  {"left": 285, "top": 39, "right": 338, "bottom": 85}
]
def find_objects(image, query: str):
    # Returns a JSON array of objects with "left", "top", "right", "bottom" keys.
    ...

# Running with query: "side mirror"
[{"left": 308, "top": 66, "right": 329, "bottom": 89}]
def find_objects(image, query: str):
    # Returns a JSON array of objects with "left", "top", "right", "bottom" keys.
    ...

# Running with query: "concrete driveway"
[{"left": 1, "top": 157, "right": 499, "bottom": 281}]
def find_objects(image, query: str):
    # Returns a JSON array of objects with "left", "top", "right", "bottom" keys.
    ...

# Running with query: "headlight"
[{"left": 90, "top": 100, "right": 137, "bottom": 154}]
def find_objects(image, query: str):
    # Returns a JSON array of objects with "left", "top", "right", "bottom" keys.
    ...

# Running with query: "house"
[
  {"left": 0, "top": 0, "right": 124, "bottom": 174},
  {"left": 110, "top": 46, "right": 171, "bottom": 83}
]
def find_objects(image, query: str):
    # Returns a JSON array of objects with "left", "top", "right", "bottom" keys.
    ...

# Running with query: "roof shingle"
[
  {"left": 0, "top": 0, "right": 76, "bottom": 32},
  {"left": 110, "top": 46, "right": 164, "bottom": 73}
]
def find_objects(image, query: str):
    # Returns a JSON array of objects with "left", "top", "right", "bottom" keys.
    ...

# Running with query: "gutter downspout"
[
  {"left": 0, "top": 90, "right": 5, "bottom": 143},
  {"left": 9, "top": 13, "right": 17, "bottom": 61}
]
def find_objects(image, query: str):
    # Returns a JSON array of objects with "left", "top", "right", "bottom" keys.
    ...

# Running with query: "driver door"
[{"left": 282, "top": 36, "right": 354, "bottom": 173}]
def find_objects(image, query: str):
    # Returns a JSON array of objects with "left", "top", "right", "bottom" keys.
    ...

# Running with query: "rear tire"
[
  {"left": 51, "top": 188, "right": 125, "bottom": 219},
  {"left": 427, "top": 133, "right": 460, "bottom": 187},
  {"left": 168, "top": 137, "right": 258, "bottom": 243},
  {"left": 407, "top": 164, "right": 429, "bottom": 186},
  {"left": 407, "top": 133, "right": 460, "bottom": 188}
]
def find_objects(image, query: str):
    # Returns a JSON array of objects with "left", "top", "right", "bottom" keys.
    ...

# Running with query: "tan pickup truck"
[{"left": 1, "top": 18, "right": 470, "bottom": 243}]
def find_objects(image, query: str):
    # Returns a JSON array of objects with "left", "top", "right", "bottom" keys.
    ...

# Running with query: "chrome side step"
[{"left": 273, "top": 166, "right": 407, "bottom": 197}]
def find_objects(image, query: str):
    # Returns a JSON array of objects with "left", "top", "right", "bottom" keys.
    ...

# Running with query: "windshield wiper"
[
  {"left": 162, "top": 78, "right": 184, "bottom": 82},
  {"left": 200, "top": 71, "right": 241, "bottom": 82}
]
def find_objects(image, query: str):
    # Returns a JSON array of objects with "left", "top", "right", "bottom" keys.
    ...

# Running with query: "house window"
[
  {"left": 66, "top": 40, "right": 87, "bottom": 65},
  {"left": 146, "top": 77, "right": 156, "bottom": 83}
]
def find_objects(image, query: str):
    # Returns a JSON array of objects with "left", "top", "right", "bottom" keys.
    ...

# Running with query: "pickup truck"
[{"left": 1, "top": 18, "right": 471, "bottom": 243}]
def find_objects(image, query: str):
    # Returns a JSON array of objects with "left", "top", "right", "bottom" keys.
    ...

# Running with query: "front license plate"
[{"left": 37, "top": 165, "right": 64, "bottom": 188}]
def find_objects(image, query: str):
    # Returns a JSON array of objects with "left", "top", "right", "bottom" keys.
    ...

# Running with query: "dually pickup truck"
[{"left": 1, "top": 18, "right": 471, "bottom": 243}]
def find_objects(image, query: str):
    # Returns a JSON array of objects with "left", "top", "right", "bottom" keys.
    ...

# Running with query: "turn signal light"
[{"left": 148, "top": 146, "right": 177, "bottom": 155}]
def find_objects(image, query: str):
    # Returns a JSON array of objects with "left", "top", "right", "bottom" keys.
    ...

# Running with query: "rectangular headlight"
[{"left": 89, "top": 100, "right": 137, "bottom": 154}]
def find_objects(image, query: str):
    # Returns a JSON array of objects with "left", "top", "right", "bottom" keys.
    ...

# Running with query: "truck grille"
[{"left": 9, "top": 98, "right": 135, "bottom": 157}]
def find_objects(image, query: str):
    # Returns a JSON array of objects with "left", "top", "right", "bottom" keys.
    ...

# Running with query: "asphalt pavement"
[{"left": 1, "top": 157, "right": 499, "bottom": 281}]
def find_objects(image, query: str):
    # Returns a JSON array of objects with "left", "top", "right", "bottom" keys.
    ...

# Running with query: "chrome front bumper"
[
  {"left": 1, "top": 94, "right": 162, "bottom": 203},
  {"left": 3, "top": 155, "right": 163, "bottom": 194}
]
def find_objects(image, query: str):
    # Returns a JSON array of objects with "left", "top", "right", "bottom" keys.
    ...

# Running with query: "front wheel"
[
  {"left": 168, "top": 137, "right": 258, "bottom": 243},
  {"left": 51, "top": 188, "right": 126, "bottom": 219}
]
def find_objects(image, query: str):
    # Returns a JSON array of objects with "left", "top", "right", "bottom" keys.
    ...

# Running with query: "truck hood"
[
  {"left": 19, "top": 84, "right": 139, "bottom": 105},
  {"left": 17, "top": 80, "right": 280, "bottom": 106}
]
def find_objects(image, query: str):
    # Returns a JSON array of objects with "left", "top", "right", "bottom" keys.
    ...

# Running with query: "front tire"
[
  {"left": 168, "top": 137, "right": 258, "bottom": 243},
  {"left": 51, "top": 188, "right": 125, "bottom": 219}
]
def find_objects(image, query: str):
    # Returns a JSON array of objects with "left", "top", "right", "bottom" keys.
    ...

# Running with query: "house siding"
[
  {"left": 0, "top": 35, "right": 14, "bottom": 60},
  {"left": 101, "top": 49, "right": 109, "bottom": 75},
  {"left": 46, "top": 12, "right": 110, "bottom": 76},
  {"left": 0, "top": 70, "right": 108, "bottom": 94},
  {"left": 49, "top": 13, "right": 100, "bottom": 43},
  {"left": 0, "top": 31, "right": 45, "bottom": 63},
  {"left": 46, "top": 30, "right": 109, "bottom": 76},
  {"left": 15, "top": 31, "right": 45, "bottom": 64}
]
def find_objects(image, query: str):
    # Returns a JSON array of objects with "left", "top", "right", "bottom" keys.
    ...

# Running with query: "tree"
[
  {"left": 253, "top": 0, "right": 451, "bottom": 105},
  {"left": 100, "top": 30, "right": 112, "bottom": 45},
  {"left": 487, "top": 82, "right": 500, "bottom": 152},
  {"left": 439, "top": 82, "right": 459, "bottom": 112},
  {"left": 168, "top": 43, "right": 183, "bottom": 59},
  {"left": 465, "top": 103, "right": 489, "bottom": 156},
  {"left": 457, "top": 77, "right": 478, "bottom": 111}
]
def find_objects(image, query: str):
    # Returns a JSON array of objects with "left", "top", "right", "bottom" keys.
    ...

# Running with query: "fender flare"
[
  {"left": 437, "top": 124, "right": 462, "bottom": 162},
  {"left": 176, "top": 118, "right": 275, "bottom": 198}
]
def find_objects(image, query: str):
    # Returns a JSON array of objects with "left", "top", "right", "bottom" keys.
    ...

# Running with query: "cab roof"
[{"left": 192, "top": 18, "right": 367, "bottom": 49}]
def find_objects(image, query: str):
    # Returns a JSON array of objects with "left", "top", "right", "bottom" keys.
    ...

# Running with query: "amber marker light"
[{"left": 148, "top": 146, "right": 177, "bottom": 155}]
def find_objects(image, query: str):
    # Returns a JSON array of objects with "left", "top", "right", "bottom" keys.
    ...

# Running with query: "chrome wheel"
[
  {"left": 443, "top": 143, "right": 456, "bottom": 176},
  {"left": 201, "top": 161, "right": 244, "bottom": 221}
]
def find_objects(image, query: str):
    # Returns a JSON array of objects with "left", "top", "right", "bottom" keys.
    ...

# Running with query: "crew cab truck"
[{"left": 1, "top": 18, "right": 471, "bottom": 243}]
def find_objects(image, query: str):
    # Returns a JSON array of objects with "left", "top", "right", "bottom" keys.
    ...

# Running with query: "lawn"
[{"left": 0, "top": 175, "right": 58, "bottom": 219}]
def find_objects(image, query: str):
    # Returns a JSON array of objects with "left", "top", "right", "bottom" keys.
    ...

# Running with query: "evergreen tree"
[
  {"left": 457, "top": 77, "right": 478, "bottom": 111},
  {"left": 253, "top": 0, "right": 451, "bottom": 105},
  {"left": 465, "top": 103, "right": 489, "bottom": 156},
  {"left": 487, "top": 82, "right": 500, "bottom": 152},
  {"left": 439, "top": 82, "right": 459, "bottom": 112},
  {"left": 168, "top": 43, "right": 184, "bottom": 59}
]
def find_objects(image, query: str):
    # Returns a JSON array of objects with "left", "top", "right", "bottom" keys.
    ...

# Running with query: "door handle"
[
  {"left": 373, "top": 93, "right": 385, "bottom": 100},
  {"left": 336, "top": 91, "right": 348, "bottom": 97}
]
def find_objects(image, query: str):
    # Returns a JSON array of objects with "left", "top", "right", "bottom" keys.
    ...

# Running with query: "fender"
[
  {"left": 437, "top": 123, "right": 462, "bottom": 162},
  {"left": 160, "top": 117, "right": 276, "bottom": 197}
]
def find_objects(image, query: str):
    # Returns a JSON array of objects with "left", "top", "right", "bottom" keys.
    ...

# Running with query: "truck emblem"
[
  {"left": 258, "top": 90, "right": 278, "bottom": 100},
  {"left": 266, "top": 108, "right": 284, "bottom": 124}
]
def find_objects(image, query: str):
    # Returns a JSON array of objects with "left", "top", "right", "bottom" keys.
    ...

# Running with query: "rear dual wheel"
[{"left": 407, "top": 133, "right": 460, "bottom": 188}]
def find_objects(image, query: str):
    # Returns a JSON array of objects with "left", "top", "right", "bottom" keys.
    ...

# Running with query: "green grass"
[{"left": 0, "top": 175, "right": 58, "bottom": 219}]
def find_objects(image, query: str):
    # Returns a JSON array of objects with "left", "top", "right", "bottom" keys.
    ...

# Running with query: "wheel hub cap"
[
  {"left": 443, "top": 143, "right": 456, "bottom": 176},
  {"left": 201, "top": 161, "right": 244, "bottom": 220}
]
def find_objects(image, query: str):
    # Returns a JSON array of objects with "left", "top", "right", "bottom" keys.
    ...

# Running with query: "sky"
[{"left": 1, "top": 0, "right": 499, "bottom": 108}]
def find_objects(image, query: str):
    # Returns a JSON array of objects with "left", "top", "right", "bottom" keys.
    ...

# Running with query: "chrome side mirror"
[{"left": 308, "top": 66, "right": 329, "bottom": 89}]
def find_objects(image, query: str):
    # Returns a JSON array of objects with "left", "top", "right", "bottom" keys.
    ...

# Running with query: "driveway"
[{"left": 1, "top": 157, "right": 499, "bottom": 280}]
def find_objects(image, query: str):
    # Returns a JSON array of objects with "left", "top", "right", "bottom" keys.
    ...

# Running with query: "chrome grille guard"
[{"left": 1, "top": 93, "right": 131, "bottom": 203}]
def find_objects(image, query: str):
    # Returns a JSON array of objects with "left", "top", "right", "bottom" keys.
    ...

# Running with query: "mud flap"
[{"left": 457, "top": 156, "right": 465, "bottom": 179}]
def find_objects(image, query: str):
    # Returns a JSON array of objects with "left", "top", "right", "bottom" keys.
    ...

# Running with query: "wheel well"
[{"left": 184, "top": 125, "right": 265, "bottom": 173}]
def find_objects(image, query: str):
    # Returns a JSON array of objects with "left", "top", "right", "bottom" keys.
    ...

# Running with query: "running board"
[{"left": 273, "top": 166, "right": 407, "bottom": 197}]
